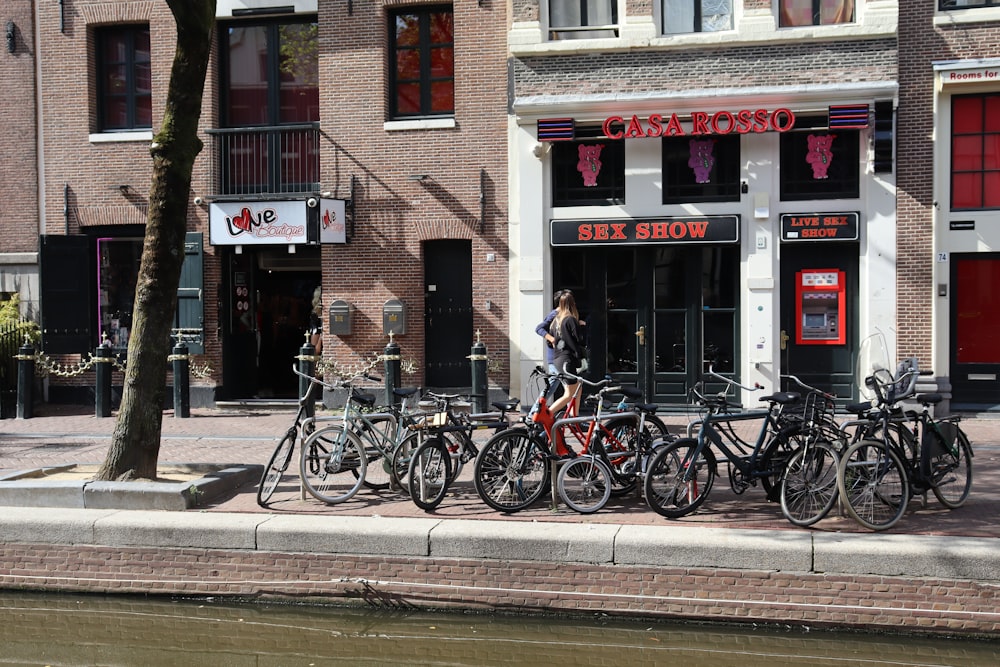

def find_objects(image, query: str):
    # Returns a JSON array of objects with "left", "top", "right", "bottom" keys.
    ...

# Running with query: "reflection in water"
[{"left": 0, "top": 592, "right": 997, "bottom": 666}]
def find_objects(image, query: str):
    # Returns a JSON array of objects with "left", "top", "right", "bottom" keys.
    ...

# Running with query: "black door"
[
  {"left": 779, "top": 243, "right": 858, "bottom": 400},
  {"left": 424, "top": 240, "right": 473, "bottom": 387},
  {"left": 39, "top": 235, "right": 96, "bottom": 354},
  {"left": 950, "top": 253, "right": 1000, "bottom": 408},
  {"left": 222, "top": 252, "right": 259, "bottom": 398}
]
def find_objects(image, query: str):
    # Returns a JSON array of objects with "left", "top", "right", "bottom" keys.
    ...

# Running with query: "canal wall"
[{"left": 0, "top": 508, "right": 998, "bottom": 637}]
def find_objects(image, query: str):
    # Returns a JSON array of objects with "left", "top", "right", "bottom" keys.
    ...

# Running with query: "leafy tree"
[{"left": 97, "top": 0, "right": 216, "bottom": 481}]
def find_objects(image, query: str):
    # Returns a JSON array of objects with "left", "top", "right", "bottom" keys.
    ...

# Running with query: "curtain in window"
[
  {"left": 663, "top": 0, "right": 732, "bottom": 34},
  {"left": 550, "top": 0, "right": 617, "bottom": 38},
  {"left": 779, "top": 0, "right": 854, "bottom": 27}
]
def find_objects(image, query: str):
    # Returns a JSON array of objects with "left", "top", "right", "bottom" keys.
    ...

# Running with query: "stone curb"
[{"left": 2, "top": 507, "right": 998, "bottom": 581}]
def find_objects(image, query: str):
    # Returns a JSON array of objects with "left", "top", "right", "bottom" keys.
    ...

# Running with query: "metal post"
[
  {"left": 171, "top": 341, "right": 190, "bottom": 418},
  {"left": 383, "top": 332, "right": 401, "bottom": 406},
  {"left": 16, "top": 340, "right": 34, "bottom": 419},
  {"left": 95, "top": 341, "right": 112, "bottom": 418},
  {"left": 298, "top": 334, "right": 316, "bottom": 419},
  {"left": 469, "top": 330, "right": 488, "bottom": 414}
]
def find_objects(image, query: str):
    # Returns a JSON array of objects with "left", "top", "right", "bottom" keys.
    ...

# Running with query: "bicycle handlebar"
[
  {"left": 705, "top": 364, "right": 764, "bottom": 392},
  {"left": 782, "top": 374, "right": 836, "bottom": 400}
]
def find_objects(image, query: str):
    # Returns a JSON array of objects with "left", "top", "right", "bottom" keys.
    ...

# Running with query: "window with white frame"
[
  {"left": 549, "top": 0, "right": 619, "bottom": 39},
  {"left": 96, "top": 25, "right": 151, "bottom": 131},
  {"left": 779, "top": 0, "right": 855, "bottom": 27},
  {"left": 939, "top": 0, "right": 999, "bottom": 9},
  {"left": 951, "top": 93, "right": 1000, "bottom": 211},
  {"left": 662, "top": 0, "right": 733, "bottom": 34}
]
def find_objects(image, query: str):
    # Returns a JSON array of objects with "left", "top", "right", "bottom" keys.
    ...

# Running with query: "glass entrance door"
[{"left": 559, "top": 245, "right": 737, "bottom": 405}]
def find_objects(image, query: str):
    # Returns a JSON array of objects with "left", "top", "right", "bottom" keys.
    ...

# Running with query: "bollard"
[
  {"left": 16, "top": 340, "right": 34, "bottom": 419},
  {"left": 298, "top": 335, "right": 316, "bottom": 419},
  {"left": 171, "top": 341, "right": 190, "bottom": 418},
  {"left": 95, "top": 341, "right": 113, "bottom": 418},
  {"left": 469, "top": 331, "right": 488, "bottom": 414},
  {"left": 383, "top": 332, "right": 401, "bottom": 406}
]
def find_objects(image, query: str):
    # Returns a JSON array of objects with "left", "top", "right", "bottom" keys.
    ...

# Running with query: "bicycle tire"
[
  {"left": 596, "top": 417, "right": 641, "bottom": 496},
  {"left": 929, "top": 426, "right": 973, "bottom": 509},
  {"left": 779, "top": 440, "right": 840, "bottom": 527},
  {"left": 390, "top": 431, "right": 421, "bottom": 492},
  {"left": 642, "top": 414, "right": 673, "bottom": 444},
  {"left": 837, "top": 438, "right": 908, "bottom": 531},
  {"left": 473, "top": 428, "right": 551, "bottom": 513},
  {"left": 758, "top": 429, "right": 801, "bottom": 499},
  {"left": 557, "top": 455, "right": 612, "bottom": 514},
  {"left": 256, "top": 428, "right": 296, "bottom": 506},
  {"left": 408, "top": 437, "right": 453, "bottom": 511},
  {"left": 354, "top": 415, "right": 396, "bottom": 491},
  {"left": 299, "top": 425, "right": 367, "bottom": 504},
  {"left": 643, "top": 438, "right": 716, "bottom": 519}
]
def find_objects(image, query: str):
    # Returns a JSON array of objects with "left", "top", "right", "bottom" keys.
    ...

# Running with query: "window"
[
  {"left": 552, "top": 127, "right": 625, "bottom": 206},
  {"left": 549, "top": 0, "right": 618, "bottom": 39},
  {"left": 97, "top": 25, "right": 151, "bottom": 131},
  {"left": 662, "top": 135, "right": 740, "bottom": 203},
  {"left": 940, "top": 0, "right": 999, "bottom": 9},
  {"left": 951, "top": 94, "right": 1000, "bottom": 211},
  {"left": 779, "top": 0, "right": 854, "bottom": 27},
  {"left": 389, "top": 6, "right": 454, "bottom": 118},
  {"left": 662, "top": 0, "right": 733, "bottom": 34},
  {"left": 779, "top": 117, "right": 859, "bottom": 201}
]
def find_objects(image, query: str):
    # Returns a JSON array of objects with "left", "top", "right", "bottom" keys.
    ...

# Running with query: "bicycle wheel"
[
  {"left": 473, "top": 428, "right": 551, "bottom": 513},
  {"left": 643, "top": 438, "right": 715, "bottom": 519},
  {"left": 354, "top": 415, "right": 395, "bottom": 491},
  {"left": 597, "top": 417, "right": 641, "bottom": 496},
  {"left": 642, "top": 414, "right": 673, "bottom": 444},
  {"left": 837, "top": 439, "right": 908, "bottom": 531},
  {"left": 299, "top": 425, "right": 367, "bottom": 504},
  {"left": 256, "top": 427, "right": 296, "bottom": 506},
  {"left": 408, "top": 437, "right": 452, "bottom": 511},
  {"left": 390, "top": 431, "right": 421, "bottom": 492},
  {"left": 758, "top": 430, "right": 801, "bottom": 499},
  {"left": 557, "top": 455, "right": 612, "bottom": 514},
  {"left": 779, "top": 440, "right": 840, "bottom": 527},
  {"left": 928, "top": 425, "right": 973, "bottom": 509}
]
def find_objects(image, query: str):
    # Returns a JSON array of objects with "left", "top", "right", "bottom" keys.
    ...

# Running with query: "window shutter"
[
  {"left": 174, "top": 232, "right": 205, "bottom": 354},
  {"left": 40, "top": 235, "right": 96, "bottom": 354}
]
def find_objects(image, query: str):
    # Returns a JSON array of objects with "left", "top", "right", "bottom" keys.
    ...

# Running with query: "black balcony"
[{"left": 206, "top": 123, "right": 320, "bottom": 198}]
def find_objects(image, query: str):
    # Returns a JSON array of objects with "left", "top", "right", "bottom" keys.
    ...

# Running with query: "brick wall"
[{"left": 1, "top": 543, "right": 997, "bottom": 636}]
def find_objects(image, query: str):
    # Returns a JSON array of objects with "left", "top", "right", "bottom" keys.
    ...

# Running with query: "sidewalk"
[{"left": 1, "top": 402, "right": 998, "bottom": 536}]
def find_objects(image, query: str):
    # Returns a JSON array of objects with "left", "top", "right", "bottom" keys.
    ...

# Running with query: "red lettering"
[
  {"left": 593, "top": 224, "right": 610, "bottom": 240},
  {"left": 578, "top": 224, "right": 593, "bottom": 241},
  {"left": 602, "top": 116, "right": 623, "bottom": 139},
  {"left": 823, "top": 216, "right": 847, "bottom": 226},
  {"left": 636, "top": 223, "right": 650, "bottom": 239},
  {"left": 711, "top": 110, "right": 735, "bottom": 135},
  {"left": 651, "top": 222, "right": 670, "bottom": 239},
  {"left": 625, "top": 115, "right": 645, "bottom": 139},
  {"left": 752, "top": 109, "right": 769, "bottom": 133},
  {"left": 610, "top": 223, "right": 627, "bottom": 240},
  {"left": 771, "top": 107, "right": 796, "bottom": 132},
  {"left": 663, "top": 113, "right": 685, "bottom": 136},
  {"left": 669, "top": 221, "right": 687, "bottom": 238},
  {"left": 802, "top": 228, "right": 837, "bottom": 238},
  {"left": 646, "top": 113, "right": 663, "bottom": 138},
  {"left": 691, "top": 112, "right": 710, "bottom": 135},
  {"left": 686, "top": 221, "right": 709, "bottom": 238},
  {"left": 736, "top": 109, "right": 753, "bottom": 134}
]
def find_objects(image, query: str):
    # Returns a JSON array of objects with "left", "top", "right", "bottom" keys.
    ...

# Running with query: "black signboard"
[
  {"left": 950, "top": 220, "right": 975, "bottom": 231},
  {"left": 780, "top": 212, "right": 859, "bottom": 242},
  {"left": 550, "top": 215, "right": 740, "bottom": 247}
]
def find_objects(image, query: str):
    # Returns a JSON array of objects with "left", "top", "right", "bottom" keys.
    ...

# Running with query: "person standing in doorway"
[
  {"left": 536, "top": 289, "right": 564, "bottom": 373},
  {"left": 308, "top": 286, "right": 324, "bottom": 356},
  {"left": 548, "top": 290, "right": 584, "bottom": 415}
]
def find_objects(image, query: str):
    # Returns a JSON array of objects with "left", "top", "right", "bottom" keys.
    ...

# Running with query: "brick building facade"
[{"left": 4, "top": 0, "right": 509, "bottom": 405}]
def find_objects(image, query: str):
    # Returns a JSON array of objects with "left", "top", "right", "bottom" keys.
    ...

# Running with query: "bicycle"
[
  {"left": 643, "top": 366, "right": 804, "bottom": 519},
  {"left": 256, "top": 371, "right": 324, "bottom": 507},
  {"left": 405, "top": 393, "right": 517, "bottom": 510},
  {"left": 836, "top": 362, "right": 974, "bottom": 531}
]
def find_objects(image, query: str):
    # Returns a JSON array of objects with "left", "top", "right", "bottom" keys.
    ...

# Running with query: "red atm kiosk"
[{"left": 795, "top": 269, "right": 846, "bottom": 346}]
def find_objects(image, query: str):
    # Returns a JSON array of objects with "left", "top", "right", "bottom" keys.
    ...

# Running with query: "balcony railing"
[{"left": 206, "top": 123, "right": 320, "bottom": 198}]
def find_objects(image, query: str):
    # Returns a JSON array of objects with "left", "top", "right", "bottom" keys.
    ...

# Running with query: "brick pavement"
[{"left": 1, "top": 402, "right": 998, "bottom": 537}]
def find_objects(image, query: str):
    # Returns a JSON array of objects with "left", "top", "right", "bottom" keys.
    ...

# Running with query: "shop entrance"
[
  {"left": 553, "top": 245, "right": 739, "bottom": 405},
  {"left": 424, "top": 240, "right": 473, "bottom": 388},
  {"left": 778, "top": 243, "right": 858, "bottom": 400},
  {"left": 222, "top": 247, "right": 321, "bottom": 399},
  {"left": 950, "top": 253, "right": 1000, "bottom": 409}
]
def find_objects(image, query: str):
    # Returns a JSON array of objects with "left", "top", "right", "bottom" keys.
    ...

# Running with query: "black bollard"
[
  {"left": 298, "top": 336, "right": 316, "bottom": 419},
  {"left": 95, "top": 342, "right": 112, "bottom": 418},
  {"left": 469, "top": 332, "right": 488, "bottom": 414},
  {"left": 16, "top": 340, "right": 34, "bottom": 420},
  {"left": 172, "top": 341, "right": 190, "bottom": 418},
  {"left": 382, "top": 333, "right": 401, "bottom": 406}
]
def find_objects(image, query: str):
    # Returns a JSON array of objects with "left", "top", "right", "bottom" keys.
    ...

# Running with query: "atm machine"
[{"left": 795, "top": 269, "right": 846, "bottom": 346}]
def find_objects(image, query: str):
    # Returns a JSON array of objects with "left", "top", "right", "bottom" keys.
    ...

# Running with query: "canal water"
[{"left": 0, "top": 592, "right": 997, "bottom": 666}]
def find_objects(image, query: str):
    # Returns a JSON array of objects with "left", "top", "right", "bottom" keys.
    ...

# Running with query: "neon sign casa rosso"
[
  {"left": 551, "top": 216, "right": 740, "bottom": 247},
  {"left": 603, "top": 108, "right": 796, "bottom": 139}
]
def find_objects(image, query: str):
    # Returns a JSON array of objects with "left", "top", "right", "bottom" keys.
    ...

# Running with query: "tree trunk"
[{"left": 97, "top": 1, "right": 217, "bottom": 481}]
